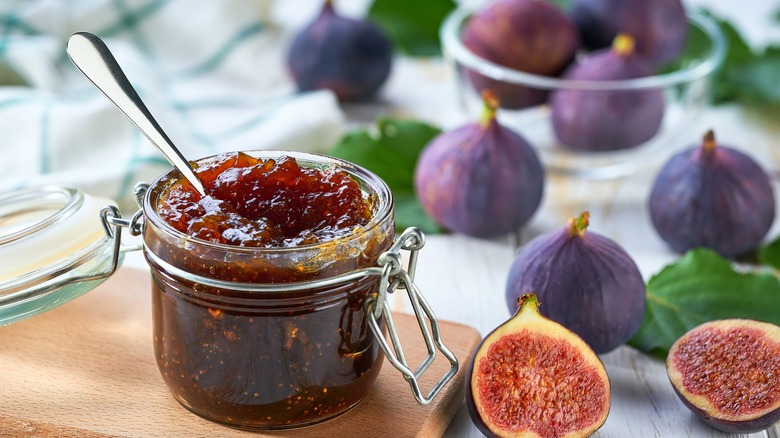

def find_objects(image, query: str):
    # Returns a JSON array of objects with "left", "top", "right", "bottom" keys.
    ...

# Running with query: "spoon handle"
[{"left": 66, "top": 32, "right": 206, "bottom": 196}]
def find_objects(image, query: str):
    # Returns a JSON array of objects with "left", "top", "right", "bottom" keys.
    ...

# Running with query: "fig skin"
[
  {"left": 667, "top": 319, "right": 780, "bottom": 433},
  {"left": 467, "top": 293, "right": 611, "bottom": 438},
  {"left": 505, "top": 212, "right": 646, "bottom": 354},
  {"left": 550, "top": 35, "right": 665, "bottom": 152},
  {"left": 286, "top": 0, "right": 392, "bottom": 102},
  {"left": 414, "top": 90, "right": 544, "bottom": 238},
  {"left": 462, "top": 0, "right": 579, "bottom": 109},
  {"left": 649, "top": 130, "right": 775, "bottom": 258},
  {"left": 571, "top": 0, "right": 688, "bottom": 66}
]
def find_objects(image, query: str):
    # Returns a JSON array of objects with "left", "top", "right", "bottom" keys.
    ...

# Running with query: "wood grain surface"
[{"left": 0, "top": 267, "right": 481, "bottom": 438}]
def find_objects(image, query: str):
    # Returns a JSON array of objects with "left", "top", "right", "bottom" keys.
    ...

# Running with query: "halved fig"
[
  {"left": 667, "top": 319, "right": 780, "bottom": 433},
  {"left": 467, "top": 293, "right": 611, "bottom": 438}
]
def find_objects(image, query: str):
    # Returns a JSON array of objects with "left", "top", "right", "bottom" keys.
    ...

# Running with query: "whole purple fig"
[
  {"left": 414, "top": 90, "right": 544, "bottom": 238},
  {"left": 286, "top": 0, "right": 392, "bottom": 101},
  {"left": 505, "top": 212, "right": 646, "bottom": 354},
  {"left": 649, "top": 130, "right": 775, "bottom": 258},
  {"left": 571, "top": 0, "right": 688, "bottom": 66},
  {"left": 462, "top": 0, "right": 579, "bottom": 109},
  {"left": 551, "top": 35, "right": 665, "bottom": 152}
]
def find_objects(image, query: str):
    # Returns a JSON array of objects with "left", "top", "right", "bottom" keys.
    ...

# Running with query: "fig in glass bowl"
[
  {"left": 440, "top": 6, "right": 726, "bottom": 179},
  {"left": 571, "top": 0, "right": 688, "bottom": 66},
  {"left": 550, "top": 35, "right": 665, "bottom": 152},
  {"left": 461, "top": 0, "right": 579, "bottom": 109}
]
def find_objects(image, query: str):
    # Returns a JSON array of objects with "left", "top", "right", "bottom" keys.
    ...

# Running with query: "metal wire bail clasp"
[
  {"left": 99, "top": 182, "right": 148, "bottom": 271},
  {"left": 364, "top": 228, "right": 459, "bottom": 405}
]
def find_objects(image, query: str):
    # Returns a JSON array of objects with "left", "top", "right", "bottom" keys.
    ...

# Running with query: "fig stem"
[
  {"left": 612, "top": 34, "right": 635, "bottom": 57},
  {"left": 479, "top": 89, "right": 499, "bottom": 127},
  {"left": 568, "top": 212, "right": 591, "bottom": 237},
  {"left": 517, "top": 292, "right": 540, "bottom": 312},
  {"left": 702, "top": 129, "right": 717, "bottom": 153}
]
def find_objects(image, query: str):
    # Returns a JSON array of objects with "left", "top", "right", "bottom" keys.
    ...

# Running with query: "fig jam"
[{"left": 142, "top": 151, "right": 394, "bottom": 430}]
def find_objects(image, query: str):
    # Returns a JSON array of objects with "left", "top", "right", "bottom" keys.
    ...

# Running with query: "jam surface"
[
  {"left": 145, "top": 152, "right": 393, "bottom": 430},
  {"left": 158, "top": 151, "right": 374, "bottom": 247}
]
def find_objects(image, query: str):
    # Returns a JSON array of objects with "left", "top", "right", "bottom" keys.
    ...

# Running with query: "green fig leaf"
[
  {"left": 671, "top": 9, "right": 780, "bottom": 107},
  {"left": 758, "top": 235, "right": 780, "bottom": 270},
  {"left": 368, "top": 0, "right": 457, "bottom": 57},
  {"left": 328, "top": 118, "right": 443, "bottom": 234},
  {"left": 628, "top": 248, "right": 780, "bottom": 359}
]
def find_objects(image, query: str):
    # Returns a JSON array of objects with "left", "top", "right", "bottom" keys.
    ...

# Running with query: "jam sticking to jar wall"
[{"left": 143, "top": 151, "right": 395, "bottom": 430}]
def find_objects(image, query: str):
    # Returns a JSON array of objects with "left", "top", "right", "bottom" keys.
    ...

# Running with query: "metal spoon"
[{"left": 66, "top": 32, "right": 207, "bottom": 196}]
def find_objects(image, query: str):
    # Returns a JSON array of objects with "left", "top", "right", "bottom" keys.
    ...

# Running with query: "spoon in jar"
[{"left": 66, "top": 32, "right": 207, "bottom": 196}]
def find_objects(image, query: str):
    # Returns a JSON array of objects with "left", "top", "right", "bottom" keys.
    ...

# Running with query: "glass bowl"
[{"left": 440, "top": 7, "right": 726, "bottom": 179}]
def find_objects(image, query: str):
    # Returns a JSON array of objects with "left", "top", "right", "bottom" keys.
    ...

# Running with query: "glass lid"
[{"left": 0, "top": 186, "right": 121, "bottom": 326}]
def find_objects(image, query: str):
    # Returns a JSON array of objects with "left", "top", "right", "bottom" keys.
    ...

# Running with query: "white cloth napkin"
[{"left": 0, "top": 0, "right": 345, "bottom": 211}]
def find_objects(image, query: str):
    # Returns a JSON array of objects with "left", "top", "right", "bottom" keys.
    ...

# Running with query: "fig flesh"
[
  {"left": 286, "top": 0, "right": 392, "bottom": 101},
  {"left": 467, "top": 293, "right": 611, "bottom": 438},
  {"left": 462, "top": 0, "right": 579, "bottom": 109},
  {"left": 667, "top": 319, "right": 780, "bottom": 433},
  {"left": 649, "top": 130, "right": 776, "bottom": 257},
  {"left": 505, "top": 212, "right": 646, "bottom": 354},
  {"left": 550, "top": 35, "right": 665, "bottom": 152},
  {"left": 414, "top": 90, "right": 544, "bottom": 237},
  {"left": 571, "top": 0, "right": 688, "bottom": 66}
]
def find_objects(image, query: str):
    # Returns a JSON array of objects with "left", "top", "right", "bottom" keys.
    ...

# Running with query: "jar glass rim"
[{"left": 143, "top": 150, "right": 394, "bottom": 254}]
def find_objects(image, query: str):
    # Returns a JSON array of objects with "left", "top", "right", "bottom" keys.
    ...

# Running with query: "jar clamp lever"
[{"left": 365, "top": 228, "right": 460, "bottom": 405}]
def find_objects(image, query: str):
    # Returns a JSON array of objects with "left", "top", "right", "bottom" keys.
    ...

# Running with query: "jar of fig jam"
[
  {"left": 0, "top": 151, "right": 457, "bottom": 431},
  {"left": 137, "top": 150, "right": 456, "bottom": 430}
]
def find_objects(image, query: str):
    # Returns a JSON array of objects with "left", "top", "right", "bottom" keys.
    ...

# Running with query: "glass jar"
[
  {"left": 0, "top": 186, "right": 122, "bottom": 326},
  {"left": 0, "top": 151, "right": 458, "bottom": 431},
  {"left": 141, "top": 151, "right": 395, "bottom": 430}
]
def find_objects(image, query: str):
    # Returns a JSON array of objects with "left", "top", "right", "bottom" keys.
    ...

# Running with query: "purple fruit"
[
  {"left": 414, "top": 90, "right": 544, "bottom": 237},
  {"left": 286, "top": 0, "right": 392, "bottom": 101},
  {"left": 667, "top": 319, "right": 780, "bottom": 433},
  {"left": 571, "top": 0, "right": 688, "bottom": 66},
  {"left": 551, "top": 35, "right": 665, "bottom": 152},
  {"left": 462, "top": 0, "right": 579, "bottom": 109},
  {"left": 467, "top": 293, "right": 611, "bottom": 438},
  {"left": 505, "top": 212, "right": 646, "bottom": 354},
  {"left": 649, "top": 130, "right": 775, "bottom": 257}
]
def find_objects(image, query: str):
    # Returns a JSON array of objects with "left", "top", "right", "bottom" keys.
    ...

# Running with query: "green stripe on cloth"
[
  {"left": 0, "top": 97, "right": 31, "bottom": 108},
  {"left": 100, "top": 0, "right": 168, "bottom": 38},
  {"left": 1, "top": 9, "right": 40, "bottom": 54},
  {"left": 177, "top": 22, "right": 264, "bottom": 79},
  {"left": 110, "top": 0, "right": 158, "bottom": 58},
  {"left": 1, "top": 12, "right": 40, "bottom": 36}
]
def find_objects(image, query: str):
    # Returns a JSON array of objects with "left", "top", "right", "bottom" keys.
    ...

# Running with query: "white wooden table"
[
  {"left": 334, "top": 0, "right": 780, "bottom": 435},
  {"left": 124, "top": 78, "right": 780, "bottom": 438},
  {"left": 126, "top": 1, "right": 780, "bottom": 436}
]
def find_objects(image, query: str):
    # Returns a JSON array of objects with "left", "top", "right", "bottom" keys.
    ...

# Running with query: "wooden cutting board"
[{"left": 0, "top": 267, "right": 481, "bottom": 438}]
